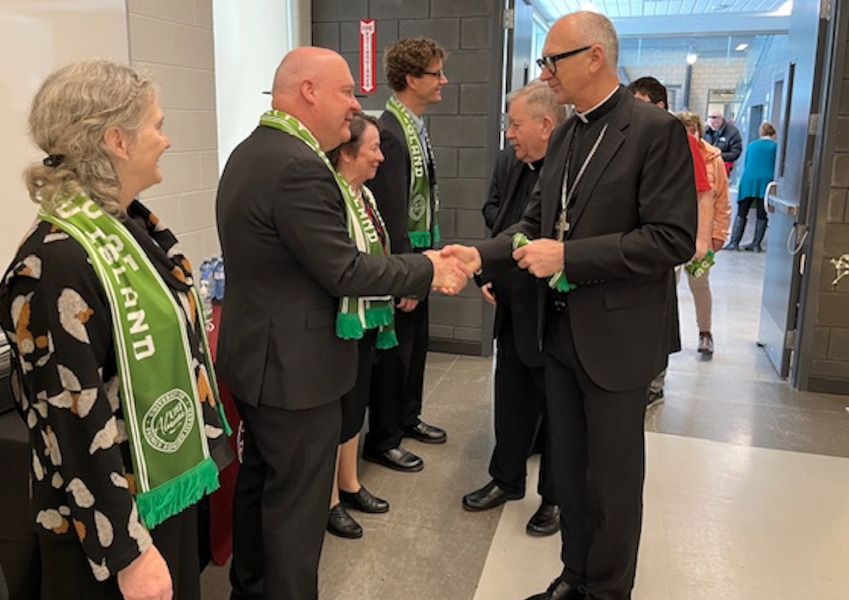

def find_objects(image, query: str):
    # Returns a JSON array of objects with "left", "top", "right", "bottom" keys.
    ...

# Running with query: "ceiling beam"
[{"left": 612, "top": 14, "right": 790, "bottom": 37}]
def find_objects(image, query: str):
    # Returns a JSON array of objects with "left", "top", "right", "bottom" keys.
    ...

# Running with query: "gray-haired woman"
[{"left": 0, "top": 59, "right": 231, "bottom": 600}]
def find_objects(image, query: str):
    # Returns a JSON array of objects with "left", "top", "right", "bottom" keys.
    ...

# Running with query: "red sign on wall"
[{"left": 359, "top": 19, "right": 376, "bottom": 94}]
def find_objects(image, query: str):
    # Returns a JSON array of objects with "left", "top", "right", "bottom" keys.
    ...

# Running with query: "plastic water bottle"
[
  {"left": 213, "top": 256, "right": 225, "bottom": 302},
  {"left": 199, "top": 259, "right": 214, "bottom": 320}
]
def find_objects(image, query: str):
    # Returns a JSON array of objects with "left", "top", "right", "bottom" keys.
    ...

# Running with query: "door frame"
[{"left": 794, "top": 0, "right": 847, "bottom": 390}]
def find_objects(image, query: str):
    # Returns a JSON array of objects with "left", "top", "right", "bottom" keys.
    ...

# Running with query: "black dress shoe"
[
  {"left": 362, "top": 446, "right": 424, "bottom": 472},
  {"left": 403, "top": 420, "right": 447, "bottom": 444},
  {"left": 526, "top": 501, "right": 560, "bottom": 537},
  {"left": 327, "top": 503, "right": 362, "bottom": 539},
  {"left": 524, "top": 577, "right": 586, "bottom": 600},
  {"left": 462, "top": 480, "right": 523, "bottom": 511},
  {"left": 340, "top": 485, "right": 389, "bottom": 514}
]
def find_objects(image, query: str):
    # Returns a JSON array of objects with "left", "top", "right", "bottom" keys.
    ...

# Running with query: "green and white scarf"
[
  {"left": 41, "top": 195, "right": 222, "bottom": 529},
  {"left": 512, "top": 233, "right": 577, "bottom": 293},
  {"left": 259, "top": 110, "right": 398, "bottom": 349},
  {"left": 385, "top": 96, "right": 440, "bottom": 249}
]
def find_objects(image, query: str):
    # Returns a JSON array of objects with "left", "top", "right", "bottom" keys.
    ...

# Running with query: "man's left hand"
[{"left": 513, "top": 239, "right": 564, "bottom": 278}]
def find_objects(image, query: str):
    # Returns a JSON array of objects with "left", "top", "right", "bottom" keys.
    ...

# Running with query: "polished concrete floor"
[{"left": 201, "top": 249, "right": 849, "bottom": 599}]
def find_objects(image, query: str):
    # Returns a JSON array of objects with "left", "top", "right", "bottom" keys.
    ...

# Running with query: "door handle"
[{"left": 764, "top": 180, "right": 778, "bottom": 216}]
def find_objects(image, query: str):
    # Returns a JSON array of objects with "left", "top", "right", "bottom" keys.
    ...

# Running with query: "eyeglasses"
[
  {"left": 707, "top": 115, "right": 722, "bottom": 119},
  {"left": 536, "top": 46, "right": 592, "bottom": 74},
  {"left": 421, "top": 69, "right": 446, "bottom": 78}
]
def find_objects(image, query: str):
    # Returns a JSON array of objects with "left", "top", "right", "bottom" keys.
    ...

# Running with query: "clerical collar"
[
  {"left": 575, "top": 85, "right": 621, "bottom": 123},
  {"left": 527, "top": 157, "right": 544, "bottom": 171}
]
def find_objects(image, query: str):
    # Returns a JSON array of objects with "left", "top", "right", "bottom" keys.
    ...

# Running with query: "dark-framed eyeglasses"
[
  {"left": 536, "top": 46, "right": 592, "bottom": 74},
  {"left": 421, "top": 69, "right": 446, "bottom": 78}
]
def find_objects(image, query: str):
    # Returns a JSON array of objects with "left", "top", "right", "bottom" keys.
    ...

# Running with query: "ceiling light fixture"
[
  {"left": 736, "top": 43, "right": 749, "bottom": 51},
  {"left": 686, "top": 52, "right": 698, "bottom": 65}
]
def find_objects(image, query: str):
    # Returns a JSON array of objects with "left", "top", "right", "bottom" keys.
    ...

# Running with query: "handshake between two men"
[{"left": 422, "top": 237, "right": 567, "bottom": 296}]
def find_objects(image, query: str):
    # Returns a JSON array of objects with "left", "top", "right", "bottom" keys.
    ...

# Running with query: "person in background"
[
  {"left": 324, "top": 112, "right": 394, "bottom": 539},
  {"left": 365, "top": 37, "right": 450, "bottom": 474},
  {"left": 628, "top": 76, "right": 711, "bottom": 407},
  {"left": 464, "top": 80, "right": 566, "bottom": 537},
  {"left": 724, "top": 122, "right": 778, "bottom": 252},
  {"left": 677, "top": 111, "right": 732, "bottom": 355},
  {"left": 443, "top": 12, "right": 697, "bottom": 599},
  {"left": 216, "top": 47, "right": 469, "bottom": 600},
  {"left": 704, "top": 109, "right": 743, "bottom": 174},
  {"left": 0, "top": 59, "right": 232, "bottom": 600}
]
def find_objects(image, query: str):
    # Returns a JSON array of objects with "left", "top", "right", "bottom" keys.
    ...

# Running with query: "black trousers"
[
  {"left": 366, "top": 297, "right": 429, "bottom": 452},
  {"left": 544, "top": 310, "right": 646, "bottom": 600},
  {"left": 39, "top": 504, "right": 200, "bottom": 600},
  {"left": 230, "top": 399, "right": 340, "bottom": 600},
  {"left": 490, "top": 312, "right": 555, "bottom": 502}
]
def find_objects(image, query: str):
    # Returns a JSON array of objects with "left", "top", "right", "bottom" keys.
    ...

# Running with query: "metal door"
[
  {"left": 503, "top": 0, "right": 534, "bottom": 96},
  {"left": 757, "top": 0, "right": 833, "bottom": 378}
]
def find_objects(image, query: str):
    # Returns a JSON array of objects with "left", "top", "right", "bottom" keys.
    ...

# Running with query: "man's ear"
[
  {"left": 103, "top": 126, "right": 129, "bottom": 160},
  {"left": 404, "top": 73, "right": 418, "bottom": 92},
  {"left": 587, "top": 44, "right": 605, "bottom": 74},
  {"left": 301, "top": 78, "right": 317, "bottom": 105},
  {"left": 540, "top": 115, "right": 554, "bottom": 141}
]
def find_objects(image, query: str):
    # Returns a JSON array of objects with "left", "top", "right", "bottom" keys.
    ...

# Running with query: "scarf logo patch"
[
  {"left": 410, "top": 193, "right": 427, "bottom": 222},
  {"left": 143, "top": 389, "right": 195, "bottom": 454}
]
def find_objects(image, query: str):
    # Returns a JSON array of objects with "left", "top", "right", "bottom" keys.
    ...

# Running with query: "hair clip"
[{"left": 43, "top": 155, "right": 65, "bottom": 167}]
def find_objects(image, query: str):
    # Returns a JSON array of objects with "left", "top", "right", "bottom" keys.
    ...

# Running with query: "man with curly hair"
[{"left": 365, "top": 38, "right": 449, "bottom": 472}]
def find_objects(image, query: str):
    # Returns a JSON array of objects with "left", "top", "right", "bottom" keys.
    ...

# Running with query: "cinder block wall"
[
  {"left": 127, "top": 0, "right": 221, "bottom": 272},
  {"left": 313, "top": 0, "right": 504, "bottom": 354}
]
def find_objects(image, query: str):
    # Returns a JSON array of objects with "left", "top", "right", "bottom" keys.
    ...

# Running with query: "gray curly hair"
[{"left": 25, "top": 59, "right": 158, "bottom": 216}]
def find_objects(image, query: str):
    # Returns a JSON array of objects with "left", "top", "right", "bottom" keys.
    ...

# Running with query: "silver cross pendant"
[{"left": 555, "top": 210, "right": 570, "bottom": 242}]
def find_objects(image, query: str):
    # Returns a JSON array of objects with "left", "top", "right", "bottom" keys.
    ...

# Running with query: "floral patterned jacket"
[{"left": 0, "top": 201, "right": 231, "bottom": 581}]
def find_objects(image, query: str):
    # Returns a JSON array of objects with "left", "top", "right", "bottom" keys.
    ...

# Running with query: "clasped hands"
[{"left": 426, "top": 238, "right": 565, "bottom": 297}]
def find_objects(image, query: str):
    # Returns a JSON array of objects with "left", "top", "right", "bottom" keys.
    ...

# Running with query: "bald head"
[
  {"left": 540, "top": 11, "right": 620, "bottom": 110},
  {"left": 269, "top": 47, "right": 361, "bottom": 151},
  {"left": 552, "top": 11, "right": 618, "bottom": 73}
]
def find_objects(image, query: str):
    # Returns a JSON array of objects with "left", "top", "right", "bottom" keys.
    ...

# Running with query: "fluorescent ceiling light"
[
  {"left": 736, "top": 43, "right": 749, "bottom": 51},
  {"left": 686, "top": 52, "right": 698, "bottom": 65}
]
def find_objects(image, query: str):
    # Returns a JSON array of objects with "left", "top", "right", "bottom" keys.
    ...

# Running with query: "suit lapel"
[
  {"left": 542, "top": 119, "right": 578, "bottom": 239},
  {"left": 566, "top": 96, "right": 632, "bottom": 235}
]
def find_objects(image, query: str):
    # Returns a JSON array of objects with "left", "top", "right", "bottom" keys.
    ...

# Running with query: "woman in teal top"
[{"left": 725, "top": 122, "right": 778, "bottom": 252}]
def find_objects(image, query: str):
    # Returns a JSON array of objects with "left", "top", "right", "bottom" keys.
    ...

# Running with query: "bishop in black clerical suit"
[{"left": 458, "top": 12, "right": 698, "bottom": 600}]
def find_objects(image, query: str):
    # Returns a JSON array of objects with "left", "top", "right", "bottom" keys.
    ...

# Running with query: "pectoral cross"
[{"left": 555, "top": 209, "right": 570, "bottom": 242}]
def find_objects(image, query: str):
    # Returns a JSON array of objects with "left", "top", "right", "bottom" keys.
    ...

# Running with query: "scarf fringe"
[
  {"left": 376, "top": 329, "right": 398, "bottom": 350},
  {"left": 136, "top": 457, "right": 220, "bottom": 529},
  {"left": 364, "top": 304, "right": 393, "bottom": 329},
  {"left": 549, "top": 273, "right": 577, "bottom": 293},
  {"left": 336, "top": 305, "right": 395, "bottom": 341},
  {"left": 409, "top": 231, "right": 433, "bottom": 249},
  {"left": 336, "top": 313, "right": 365, "bottom": 340}
]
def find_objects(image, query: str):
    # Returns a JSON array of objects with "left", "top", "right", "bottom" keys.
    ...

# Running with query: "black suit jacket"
[
  {"left": 368, "top": 109, "right": 438, "bottom": 256},
  {"left": 215, "top": 125, "right": 433, "bottom": 411},
  {"left": 482, "top": 148, "right": 543, "bottom": 368},
  {"left": 369, "top": 113, "right": 412, "bottom": 255},
  {"left": 478, "top": 88, "right": 697, "bottom": 392}
]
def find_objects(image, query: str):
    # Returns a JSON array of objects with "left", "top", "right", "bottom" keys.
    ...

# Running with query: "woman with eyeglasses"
[{"left": 324, "top": 112, "right": 394, "bottom": 538}]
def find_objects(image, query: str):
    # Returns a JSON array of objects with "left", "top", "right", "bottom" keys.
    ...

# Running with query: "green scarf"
[
  {"left": 259, "top": 110, "right": 398, "bottom": 349},
  {"left": 385, "top": 96, "right": 440, "bottom": 249},
  {"left": 512, "top": 233, "right": 577, "bottom": 293},
  {"left": 40, "top": 195, "right": 222, "bottom": 529}
]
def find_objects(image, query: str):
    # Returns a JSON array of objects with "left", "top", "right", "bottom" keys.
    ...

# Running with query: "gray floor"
[{"left": 200, "top": 248, "right": 849, "bottom": 599}]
